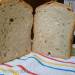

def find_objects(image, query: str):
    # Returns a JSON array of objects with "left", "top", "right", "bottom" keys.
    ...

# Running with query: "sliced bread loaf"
[
  {"left": 33, "top": 2, "right": 75, "bottom": 58},
  {"left": 0, "top": 0, "right": 33, "bottom": 63}
]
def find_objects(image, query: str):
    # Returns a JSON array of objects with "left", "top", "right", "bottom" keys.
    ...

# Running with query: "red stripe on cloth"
[
  {"left": 3, "top": 64, "right": 13, "bottom": 67},
  {"left": 17, "top": 65, "right": 38, "bottom": 75},
  {"left": 37, "top": 52, "right": 75, "bottom": 64}
]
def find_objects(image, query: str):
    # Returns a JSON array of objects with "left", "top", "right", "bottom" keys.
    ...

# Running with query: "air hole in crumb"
[
  {"left": 4, "top": 53, "right": 6, "bottom": 57},
  {"left": 8, "top": 49, "right": 10, "bottom": 51},
  {"left": 26, "top": 50, "right": 28, "bottom": 52},
  {"left": 3, "top": 35, "right": 6, "bottom": 38},
  {"left": 9, "top": 18, "right": 14, "bottom": 22},
  {"left": 0, "top": 3, "right": 2, "bottom": 6},
  {"left": 10, "top": 4, "right": 13, "bottom": 7},
  {"left": 15, "top": 17, "right": 17, "bottom": 19},
  {"left": 45, "top": 40, "right": 47, "bottom": 43},
  {"left": 2, "top": 10, "right": 5, "bottom": 12},
  {"left": 48, "top": 52, "right": 51, "bottom": 55},
  {"left": 9, "top": 22, "right": 11, "bottom": 25},
  {"left": 1, "top": 29, "right": 4, "bottom": 33}
]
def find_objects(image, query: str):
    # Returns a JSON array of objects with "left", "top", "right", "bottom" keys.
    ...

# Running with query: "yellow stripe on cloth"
[
  {"left": 0, "top": 67, "right": 19, "bottom": 75},
  {"left": 34, "top": 55, "right": 75, "bottom": 69}
]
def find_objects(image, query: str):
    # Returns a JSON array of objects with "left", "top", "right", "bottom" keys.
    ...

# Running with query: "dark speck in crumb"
[
  {"left": 9, "top": 18, "right": 14, "bottom": 22},
  {"left": 10, "top": 4, "right": 13, "bottom": 7},
  {"left": 4, "top": 53, "right": 7, "bottom": 57},
  {"left": 15, "top": 17, "right": 17, "bottom": 19},
  {"left": 1, "top": 29, "right": 4, "bottom": 34},
  {"left": 0, "top": 3, "right": 2, "bottom": 6},
  {"left": 4, "top": 34, "right": 6, "bottom": 38},
  {"left": 2, "top": 10, "right": 5, "bottom": 12},
  {"left": 45, "top": 40, "right": 47, "bottom": 43},
  {"left": 26, "top": 50, "right": 28, "bottom": 52},
  {"left": 48, "top": 52, "right": 51, "bottom": 55},
  {"left": 9, "top": 22, "right": 11, "bottom": 25}
]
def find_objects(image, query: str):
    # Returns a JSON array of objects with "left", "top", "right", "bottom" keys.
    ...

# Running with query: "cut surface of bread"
[
  {"left": 0, "top": 0, "right": 33, "bottom": 63},
  {"left": 33, "top": 2, "right": 75, "bottom": 58}
]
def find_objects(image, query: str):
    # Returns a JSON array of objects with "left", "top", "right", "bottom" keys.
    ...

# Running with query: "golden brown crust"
[{"left": 0, "top": 0, "right": 33, "bottom": 13}]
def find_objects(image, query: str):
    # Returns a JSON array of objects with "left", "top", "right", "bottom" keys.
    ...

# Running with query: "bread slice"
[
  {"left": 33, "top": 2, "right": 75, "bottom": 58},
  {"left": 0, "top": 0, "right": 33, "bottom": 63}
]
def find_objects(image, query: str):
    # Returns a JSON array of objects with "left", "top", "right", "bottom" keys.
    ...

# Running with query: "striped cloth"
[{"left": 0, "top": 52, "right": 75, "bottom": 75}]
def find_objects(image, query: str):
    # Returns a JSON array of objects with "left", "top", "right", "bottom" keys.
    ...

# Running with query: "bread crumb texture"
[{"left": 33, "top": 2, "right": 75, "bottom": 58}]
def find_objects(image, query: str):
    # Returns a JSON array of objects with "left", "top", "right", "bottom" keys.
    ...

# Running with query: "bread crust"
[{"left": 0, "top": 0, "right": 33, "bottom": 12}]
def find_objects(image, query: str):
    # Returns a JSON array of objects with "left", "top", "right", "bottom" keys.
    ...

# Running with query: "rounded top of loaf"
[
  {"left": 0, "top": 0, "right": 33, "bottom": 13},
  {"left": 35, "top": 2, "right": 74, "bottom": 14}
]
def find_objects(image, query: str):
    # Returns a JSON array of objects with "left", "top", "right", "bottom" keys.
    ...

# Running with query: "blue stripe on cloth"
[{"left": 19, "top": 56, "right": 75, "bottom": 73}]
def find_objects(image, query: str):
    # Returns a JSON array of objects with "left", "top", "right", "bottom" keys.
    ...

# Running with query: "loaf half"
[
  {"left": 33, "top": 2, "right": 75, "bottom": 58},
  {"left": 0, "top": 0, "right": 33, "bottom": 63}
]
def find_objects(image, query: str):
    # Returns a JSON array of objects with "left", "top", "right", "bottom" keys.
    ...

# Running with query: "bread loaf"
[
  {"left": 0, "top": 0, "right": 33, "bottom": 63},
  {"left": 33, "top": 2, "right": 75, "bottom": 58}
]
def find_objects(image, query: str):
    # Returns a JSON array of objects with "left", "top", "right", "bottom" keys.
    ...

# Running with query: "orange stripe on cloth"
[{"left": 36, "top": 51, "right": 75, "bottom": 64}]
